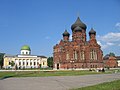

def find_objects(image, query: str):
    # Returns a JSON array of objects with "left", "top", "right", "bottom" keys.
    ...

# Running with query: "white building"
[
  {"left": 116, "top": 56, "right": 120, "bottom": 67},
  {"left": 3, "top": 45, "right": 48, "bottom": 69}
]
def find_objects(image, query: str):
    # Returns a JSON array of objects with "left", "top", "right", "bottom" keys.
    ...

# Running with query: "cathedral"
[{"left": 53, "top": 17, "right": 103, "bottom": 70}]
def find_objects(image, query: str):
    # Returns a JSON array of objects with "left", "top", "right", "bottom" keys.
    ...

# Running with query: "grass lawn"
[
  {"left": 0, "top": 70, "right": 108, "bottom": 79},
  {"left": 70, "top": 79, "right": 120, "bottom": 90},
  {"left": 0, "top": 69, "right": 119, "bottom": 79}
]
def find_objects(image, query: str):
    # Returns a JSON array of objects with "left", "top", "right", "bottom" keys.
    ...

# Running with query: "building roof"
[
  {"left": 103, "top": 53, "right": 120, "bottom": 60},
  {"left": 71, "top": 17, "right": 87, "bottom": 31},
  {"left": 37, "top": 55, "right": 47, "bottom": 58},
  {"left": 62, "top": 30, "right": 70, "bottom": 37},
  {"left": 116, "top": 56, "right": 120, "bottom": 60},
  {"left": 4, "top": 54, "right": 16, "bottom": 58},
  {"left": 4, "top": 54, "right": 47, "bottom": 58},
  {"left": 89, "top": 28, "right": 96, "bottom": 35},
  {"left": 109, "top": 52, "right": 115, "bottom": 57},
  {"left": 21, "top": 45, "right": 31, "bottom": 51},
  {"left": 74, "top": 26, "right": 82, "bottom": 32}
]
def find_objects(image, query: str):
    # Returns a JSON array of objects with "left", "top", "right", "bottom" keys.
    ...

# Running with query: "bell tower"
[
  {"left": 62, "top": 30, "right": 70, "bottom": 41},
  {"left": 89, "top": 28, "right": 96, "bottom": 40},
  {"left": 71, "top": 17, "right": 87, "bottom": 43}
]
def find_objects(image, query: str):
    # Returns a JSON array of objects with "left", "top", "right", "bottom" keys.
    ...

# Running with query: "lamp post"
[{"left": 70, "top": 59, "right": 75, "bottom": 70}]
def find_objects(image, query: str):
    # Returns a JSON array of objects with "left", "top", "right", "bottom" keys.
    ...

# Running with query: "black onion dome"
[
  {"left": 74, "top": 26, "right": 82, "bottom": 32},
  {"left": 62, "top": 30, "right": 70, "bottom": 37},
  {"left": 71, "top": 17, "right": 87, "bottom": 31},
  {"left": 89, "top": 28, "right": 96, "bottom": 35}
]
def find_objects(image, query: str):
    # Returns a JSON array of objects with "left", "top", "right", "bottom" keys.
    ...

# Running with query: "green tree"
[
  {"left": 0, "top": 53, "right": 5, "bottom": 69},
  {"left": 109, "top": 52, "right": 115, "bottom": 57},
  {"left": 10, "top": 61, "right": 15, "bottom": 67},
  {"left": 47, "top": 57, "right": 53, "bottom": 68}
]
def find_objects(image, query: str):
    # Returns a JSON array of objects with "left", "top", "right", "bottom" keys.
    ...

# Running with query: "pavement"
[{"left": 0, "top": 73, "right": 120, "bottom": 90}]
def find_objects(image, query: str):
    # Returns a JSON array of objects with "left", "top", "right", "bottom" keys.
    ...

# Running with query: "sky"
[{"left": 0, "top": 0, "right": 120, "bottom": 57}]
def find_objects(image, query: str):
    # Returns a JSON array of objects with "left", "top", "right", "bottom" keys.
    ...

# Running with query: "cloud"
[
  {"left": 97, "top": 32, "right": 120, "bottom": 50},
  {"left": 97, "top": 41, "right": 102, "bottom": 46},
  {"left": 97, "top": 41, "right": 108, "bottom": 49},
  {"left": 99, "top": 32, "right": 120, "bottom": 42},
  {"left": 106, "top": 42, "right": 114, "bottom": 46},
  {"left": 115, "top": 22, "right": 120, "bottom": 30}
]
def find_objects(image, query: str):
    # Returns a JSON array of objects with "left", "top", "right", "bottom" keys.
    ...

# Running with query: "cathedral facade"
[{"left": 53, "top": 17, "right": 103, "bottom": 70}]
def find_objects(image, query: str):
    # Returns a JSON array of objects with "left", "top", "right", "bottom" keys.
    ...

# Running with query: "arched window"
[
  {"left": 73, "top": 50, "right": 77, "bottom": 60},
  {"left": 22, "top": 52, "right": 24, "bottom": 54},
  {"left": 80, "top": 51, "right": 85, "bottom": 60},
  {"left": 90, "top": 49, "right": 97, "bottom": 60},
  {"left": 75, "top": 51, "right": 77, "bottom": 60},
  {"left": 66, "top": 52, "right": 69, "bottom": 60},
  {"left": 27, "top": 62, "right": 28, "bottom": 66}
]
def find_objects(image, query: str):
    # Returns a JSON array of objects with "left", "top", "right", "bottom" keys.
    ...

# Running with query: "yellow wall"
[
  {"left": 3, "top": 56, "right": 48, "bottom": 68},
  {"left": 4, "top": 57, "right": 15, "bottom": 67}
]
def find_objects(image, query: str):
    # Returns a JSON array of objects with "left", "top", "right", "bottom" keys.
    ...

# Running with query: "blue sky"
[{"left": 0, "top": 0, "right": 120, "bottom": 57}]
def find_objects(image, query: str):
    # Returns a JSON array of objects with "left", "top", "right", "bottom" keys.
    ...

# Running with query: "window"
[
  {"left": 95, "top": 65, "right": 97, "bottom": 68},
  {"left": 43, "top": 62, "right": 45, "bottom": 65},
  {"left": 73, "top": 50, "right": 77, "bottom": 60},
  {"left": 80, "top": 51, "right": 85, "bottom": 60},
  {"left": 90, "top": 65, "right": 92, "bottom": 68},
  {"left": 34, "top": 62, "right": 36, "bottom": 65},
  {"left": 27, "top": 62, "right": 28, "bottom": 65},
  {"left": 9, "top": 62, "right": 11, "bottom": 65},
  {"left": 37, "top": 62, "right": 39, "bottom": 65},
  {"left": 75, "top": 51, "right": 77, "bottom": 60},
  {"left": 19, "top": 62, "right": 21, "bottom": 66},
  {"left": 66, "top": 52, "right": 69, "bottom": 60},
  {"left": 82, "top": 65, "right": 84, "bottom": 68},
  {"left": 30, "top": 62, "right": 32, "bottom": 65},
  {"left": 23, "top": 62, "right": 25, "bottom": 65},
  {"left": 90, "top": 49, "right": 97, "bottom": 60}
]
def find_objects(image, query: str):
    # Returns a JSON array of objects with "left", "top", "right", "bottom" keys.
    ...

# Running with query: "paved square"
[{"left": 0, "top": 73, "right": 120, "bottom": 90}]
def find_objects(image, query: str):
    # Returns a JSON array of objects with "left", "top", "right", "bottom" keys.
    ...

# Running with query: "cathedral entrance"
[{"left": 57, "top": 63, "right": 59, "bottom": 69}]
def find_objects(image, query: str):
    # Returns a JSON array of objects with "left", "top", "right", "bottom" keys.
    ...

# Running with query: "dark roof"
[
  {"left": 89, "top": 28, "right": 96, "bottom": 35},
  {"left": 71, "top": 17, "right": 87, "bottom": 31},
  {"left": 116, "top": 56, "right": 120, "bottom": 60},
  {"left": 103, "top": 53, "right": 120, "bottom": 60},
  {"left": 37, "top": 56, "right": 47, "bottom": 58},
  {"left": 62, "top": 30, "right": 70, "bottom": 37},
  {"left": 74, "top": 26, "right": 82, "bottom": 32}
]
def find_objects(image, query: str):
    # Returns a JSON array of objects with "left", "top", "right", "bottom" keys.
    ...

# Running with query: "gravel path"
[{"left": 0, "top": 73, "right": 120, "bottom": 90}]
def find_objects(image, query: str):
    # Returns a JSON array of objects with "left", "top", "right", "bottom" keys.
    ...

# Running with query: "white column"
[
  {"left": 24, "top": 60, "right": 27, "bottom": 68},
  {"left": 21, "top": 60, "right": 23, "bottom": 68},
  {"left": 35, "top": 59, "right": 37, "bottom": 67},
  {"left": 15, "top": 60, "right": 19, "bottom": 66},
  {"left": 28, "top": 60, "right": 30, "bottom": 67},
  {"left": 54, "top": 63, "right": 57, "bottom": 70},
  {"left": 83, "top": 52, "right": 85, "bottom": 60},
  {"left": 32, "top": 60, "right": 34, "bottom": 68}
]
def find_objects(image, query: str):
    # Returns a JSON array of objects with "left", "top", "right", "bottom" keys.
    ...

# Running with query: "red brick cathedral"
[{"left": 53, "top": 17, "right": 103, "bottom": 70}]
